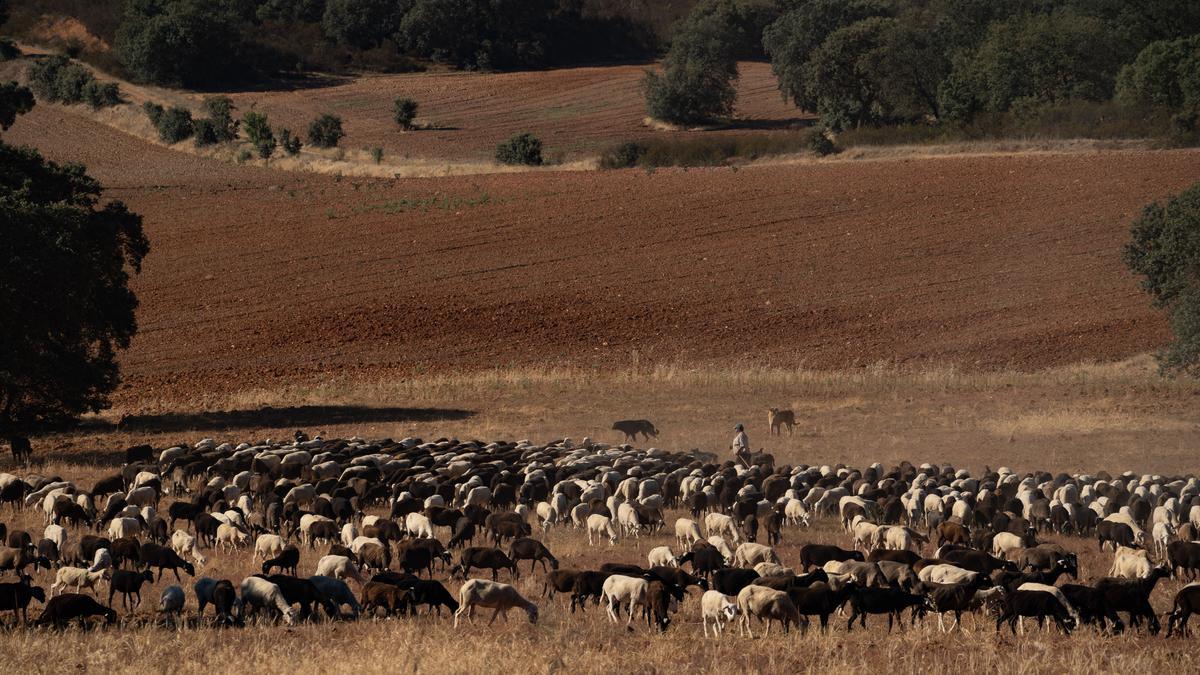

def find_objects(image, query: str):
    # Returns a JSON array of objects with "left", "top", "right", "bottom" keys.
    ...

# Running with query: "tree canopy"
[{"left": 0, "top": 84, "right": 149, "bottom": 444}]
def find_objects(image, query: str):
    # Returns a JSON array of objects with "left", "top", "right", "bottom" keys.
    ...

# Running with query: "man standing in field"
[{"left": 732, "top": 423, "right": 750, "bottom": 467}]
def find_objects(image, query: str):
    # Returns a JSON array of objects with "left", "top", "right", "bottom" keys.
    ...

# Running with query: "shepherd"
[{"left": 732, "top": 424, "right": 750, "bottom": 467}]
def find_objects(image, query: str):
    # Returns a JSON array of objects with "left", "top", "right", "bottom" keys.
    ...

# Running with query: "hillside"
[{"left": 5, "top": 97, "right": 1193, "bottom": 412}]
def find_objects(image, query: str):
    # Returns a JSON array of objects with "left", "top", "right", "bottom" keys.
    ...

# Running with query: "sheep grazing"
[
  {"left": 700, "top": 590, "right": 739, "bottom": 638},
  {"left": 995, "top": 590, "right": 1076, "bottom": 635},
  {"left": 508, "top": 537, "right": 559, "bottom": 574},
  {"left": 587, "top": 514, "right": 619, "bottom": 546},
  {"left": 924, "top": 577, "right": 990, "bottom": 632},
  {"left": 263, "top": 545, "right": 301, "bottom": 576},
  {"left": 1166, "top": 583, "right": 1200, "bottom": 637},
  {"left": 36, "top": 593, "right": 117, "bottom": 629},
  {"left": 452, "top": 547, "right": 519, "bottom": 581},
  {"left": 845, "top": 586, "right": 927, "bottom": 632},
  {"left": 315, "top": 555, "right": 367, "bottom": 586},
  {"left": 647, "top": 546, "right": 677, "bottom": 568},
  {"left": 51, "top": 566, "right": 109, "bottom": 597},
  {"left": 734, "top": 543, "right": 779, "bottom": 568},
  {"left": 140, "top": 542, "right": 196, "bottom": 582},
  {"left": 0, "top": 581, "right": 47, "bottom": 624},
  {"left": 737, "top": 584, "right": 804, "bottom": 637},
  {"left": 675, "top": 518, "right": 703, "bottom": 547},
  {"left": 1108, "top": 546, "right": 1152, "bottom": 579},
  {"left": 255, "top": 534, "right": 286, "bottom": 561},
  {"left": 602, "top": 574, "right": 654, "bottom": 630},
  {"left": 308, "top": 575, "right": 362, "bottom": 618},
  {"left": 361, "top": 581, "right": 412, "bottom": 617},
  {"left": 195, "top": 578, "right": 241, "bottom": 625},
  {"left": 798, "top": 544, "right": 863, "bottom": 571},
  {"left": 160, "top": 585, "right": 185, "bottom": 627},
  {"left": 109, "top": 569, "right": 155, "bottom": 611},
  {"left": 570, "top": 571, "right": 610, "bottom": 612},
  {"left": 453, "top": 579, "right": 538, "bottom": 627},
  {"left": 239, "top": 576, "right": 299, "bottom": 625},
  {"left": 543, "top": 569, "right": 581, "bottom": 600},
  {"left": 1168, "top": 541, "right": 1200, "bottom": 580},
  {"left": 216, "top": 523, "right": 249, "bottom": 552}
]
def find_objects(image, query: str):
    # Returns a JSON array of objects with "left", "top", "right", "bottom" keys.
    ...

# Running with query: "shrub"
[
  {"left": 495, "top": 132, "right": 543, "bottom": 165},
  {"left": 598, "top": 141, "right": 647, "bottom": 169},
  {"left": 236, "top": 148, "right": 253, "bottom": 163},
  {"left": 369, "top": 146, "right": 384, "bottom": 163},
  {"left": 394, "top": 97, "right": 418, "bottom": 129},
  {"left": 81, "top": 81, "right": 122, "bottom": 109},
  {"left": 643, "top": 0, "right": 744, "bottom": 125},
  {"left": 0, "top": 82, "right": 35, "bottom": 130},
  {"left": 280, "top": 128, "right": 302, "bottom": 155},
  {"left": 1124, "top": 182, "right": 1200, "bottom": 374},
  {"left": 243, "top": 111, "right": 277, "bottom": 159},
  {"left": 154, "top": 106, "right": 194, "bottom": 143},
  {"left": 307, "top": 113, "right": 344, "bottom": 148},
  {"left": 143, "top": 101, "right": 164, "bottom": 127},
  {"left": 192, "top": 118, "right": 219, "bottom": 147},
  {"left": 805, "top": 126, "right": 839, "bottom": 156},
  {"left": 201, "top": 97, "right": 239, "bottom": 142},
  {"left": 1116, "top": 36, "right": 1200, "bottom": 109}
]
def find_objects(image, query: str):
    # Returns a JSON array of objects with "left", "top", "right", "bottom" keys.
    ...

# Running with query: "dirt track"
[{"left": 6, "top": 105, "right": 1198, "bottom": 409}]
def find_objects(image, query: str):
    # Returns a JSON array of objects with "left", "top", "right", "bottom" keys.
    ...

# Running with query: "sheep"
[
  {"left": 701, "top": 589, "right": 740, "bottom": 638},
  {"left": 109, "top": 569, "right": 155, "bottom": 611},
  {"left": 1108, "top": 546, "right": 1152, "bottom": 579},
  {"left": 263, "top": 545, "right": 301, "bottom": 576},
  {"left": 308, "top": 575, "right": 361, "bottom": 618},
  {"left": 1153, "top": 520, "right": 1176, "bottom": 560},
  {"left": 798, "top": 544, "right": 863, "bottom": 571},
  {"left": 88, "top": 548, "right": 112, "bottom": 574},
  {"left": 587, "top": 514, "right": 619, "bottom": 546},
  {"left": 140, "top": 542, "right": 196, "bottom": 581},
  {"left": 707, "top": 536, "right": 735, "bottom": 563},
  {"left": 924, "top": 577, "right": 989, "bottom": 631},
  {"left": 918, "top": 563, "right": 979, "bottom": 586},
  {"left": 995, "top": 590, "right": 1075, "bottom": 634},
  {"left": 0, "top": 581, "right": 47, "bottom": 624},
  {"left": 453, "top": 579, "right": 538, "bottom": 627},
  {"left": 570, "top": 570, "right": 610, "bottom": 612},
  {"left": 845, "top": 586, "right": 928, "bottom": 632},
  {"left": 239, "top": 576, "right": 299, "bottom": 625},
  {"left": 43, "top": 524, "right": 67, "bottom": 553},
  {"left": 35, "top": 593, "right": 117, "bottom": 629},
  {"left": 675, "top": 518, "right": 703, "bottom": 547},
  {"left": 1095, "top": 566, "right": 1171, "bottom": 633},
  {"left": 617, "top": 503, "right": 642, "bottom": 539},
  {"left": 992, "top": 530, "right": 1034, "bottom": 560},
  {"left": 451, "top": 547, "right": 519, "bottom": 581},
  {"left": 160, "top": 585, "right": 185, "bottom": 626},
  {"left": 783, "top": 499, "right": 810, "bottom": 527},
  {"left": 1017, "top": 582, "right": 1081, "bottom": 625},
  {"left": 543, "top": 569, "right": 581, "bottom": 600},
  {"left": 405, "top": 512, "right": 435, "bottom": 539},
  {"left": 315, "top": 555, "right": 367, "bottom": 586},
  {"left": 194, "top": 577, "right": 241, "bottom": 624},
  {"left": 754, "top": 562, "right": 794, "bottom": 578},
  {"left": 216, "top": 523, "right": 249, "bottom": 552},
  {"left": 1166, "top": 583, "right": 1200, "bottom": 637},
  {"left": 360, "top": 581, "right": 412, "bottom": 617},
  {"left": 508, "top": 537, "right": 559, "bottom": 574},
  {"left": 737, "top": 584, "right": 803, "bottom": 637},
  {"left": 648, "top": 546, "right": 677, "bottom": 568},
  {"left": 704, "top": 513, "right": 740, "bottom": 544},
  {"left": 1169, "top": 541, "right": 1200, "bottom": 579},
  {"left": 0, "top": 545, "right": 50, "bottom": 574},
  {"left": 51, "top": 566, "right": 109, "bottom": 597},
  {"left": 255, "top": 534, "right": 286, "bottom": 561},
  {"left": 107, "top": 517, "right": 141, "bottom": 541},
  {"left": 824, "top": 560, "right": 887, "bottom": 587},
  {"left": 787, "top": 580, "right": 855, "bottom": 632},
  {"left": 734, "top": 543, "right": 779, "bottom": 568},
  {"left": 602, "top": 574, "right": 653, "bottom": 629}
]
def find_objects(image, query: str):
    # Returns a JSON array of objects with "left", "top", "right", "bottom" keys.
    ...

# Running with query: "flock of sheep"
[{"left": 1, "top": 433, "right": 1200, "bottom": 640}]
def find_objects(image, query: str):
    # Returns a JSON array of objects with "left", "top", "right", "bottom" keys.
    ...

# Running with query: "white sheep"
[
  {"left": 704, "top": 513, "right": 741, "bottom": 544},
  {"left": 51, "top": 566, "right": 109, "bottom": 596},
  {"left": 283, "top": 484, "right": 316, "bottom": 507},
  {"left": 602, "top": 574, "right": 650, "bottom": 629},
  {"left": 125, "top": 486, "right": 159, "bottom": 508},
  {"left": 405, "top": 513, "right": 434, "bottom": 539},
  {"left": 315, "top": 555, "right": 367, "bottom": 585},
  {"left": 88, "top": 548, "right": 111, "bottom": 573},
  {"left": 783, "top": 499, "right": 810, "bottom": 527},
  {"left": 107, "top": 516, "right": 141, "bottom": 540},
  {"left": 918, "top": 564, "right": 978, "bottom": 586},
  {"left": 255, "top": 534, "right": 285, "bottom": 561},
  {"left": 647, "top": 546, "right": 677, "bottom": 568},
  {"left": 216, "top": 523, "right": 249, "bottom": 552},
  {"left": 171, "top": 529, "right": 206, "bottom": 567},
  {"left": 734, "top": 543, "right": 779, "bottom": 568},
  {"left": 350, "top": 536, "right": 386, "bottom": 555},
  {"left": 1153, "top": 521, "right": 1176, "bottom": 560},
  {"left": 43, "top": 524, "right": 67, "bottom": 552},
  {"left": 754, "top": 562, "right": 794, "bottom": 578},
  {"left": 454, "top": 579, "right": 538, "bottom": 627},
  {"left": 707, "top": 536, "right": 735, "bottom": 563},
  {"left": 701, "top": 590, "right": 740, "bottom": 638},
  {"left": 587, "top": 514, "right": 618, "bottom": 546},
  {"left": 675, "top": 518, "right": 703, "bottom": 547},
  {"left": 616, "top": 503, "right": 642, "bottom": 539},
  {"left": 1108, "top": 546, "right": 1151, "bottom": 579},
  {"left": 299, "top": 514, "right": 335, "bottom": 547},
  {"left": 239, "top": 576, "right": 298, "bottom": 625},
  {"left": 736, "top": 584, "right": 802, "bottom": 637},
  {"left": 569, "top": 503, "right": 590, "bottom": 529}
]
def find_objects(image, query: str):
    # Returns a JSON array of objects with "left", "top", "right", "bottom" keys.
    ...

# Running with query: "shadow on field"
[{"left": 108, "top": 405, "right": 476, "bottom": 433}]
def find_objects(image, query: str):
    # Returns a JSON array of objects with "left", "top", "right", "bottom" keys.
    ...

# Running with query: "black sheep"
[
  {"left": 261, "top": 574, "right": 337, "bottom": 621},
  {"left": 995, "top": 590, "right": 1075, "bottom": 634},
  {"left": 0, "top": 581, "right": 46, "bottom": 624},
  {"left": 543, "top": 569, "right": 581, "bottom": 599},
  {"left": 570, "top": 571, "right": 610, "bottom": 612},
  {"left": 788, "top": 580, "right": 857, "bottom": 631},
  {"left": 845, "top": 586, "right": 927, "bottom": 632},
  {"left": 508, "top": 537, "right": 559, "bottom": 573},
  {"left": 712, "top": 568, "right": 759, "bottom": 596},
  {"left": 798, "top": 544, "right": 864, "bottom": 571},
  {"left": 452, "top": 547, "right": 519, "bottom": 581},
  {"left": 1167, "top": 583, "right": 1200, "bottom": 637},
  {"left": 263, "top": 545, "right": 301, "bottom": 576},
  {"left": 141, "top": 542, "right": 196, "bottom": 581},
  {"left": 37, "top": 593, "right": 117, "bottom": 629},
  {"left": 109, "top": 569, "right": 155, "bottom": 611}
]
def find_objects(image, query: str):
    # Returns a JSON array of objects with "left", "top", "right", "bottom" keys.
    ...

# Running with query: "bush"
[
  {"left": 642, "top": 0, "right": 744, "bottom": 125},
  {"left": 598, "top": 141, "right": 647, "bottom": 169},
  {"left": 1124, "top": 182, "right": 1200, "bottom": 374},
  {"left": 27, "top": 55, "right": 122, "bottom": 108},
  {"left": 307, "top": 113, "right": 344, "bottom": 148},
  {"left": 805, "top": 126, "right": 840, "bottom": 156},
  {"left": 143, "top": 101, "right": 164, "bottom": 127},
  {"left": 0, "top": 82, "right": 35, "bottom": 130},
  {"left": 154, "top": 106, "right": 195, "bottom": 144},
  {"left": 243, "top": 111, "right": 277, "bottom": 159},
  {"left": 192, "top": 118, "right": 219, "bottom": 147},
  {"left": 81, "top": 81, "right": 122, "bottom": 109},
  {"left": 495, "top": 132, "right": 543, "bottom": 165},
  {"left": 369, "top": 146, "right": 384, "bottom": 163},
  {"left": 236, "top": 148, "right": 253, "bottom": 163},
  {"left": 201, "top": 97, "right": 239, "bottom": 142},
  {"left": 280, "top": 128, "right": 302, "bottom": 155},
  {"left": 1116, "top": 36, "right": 1200, "bottom": 109},
  {"left": 394, "top": 97, "right": 418, "bottom": 129}
]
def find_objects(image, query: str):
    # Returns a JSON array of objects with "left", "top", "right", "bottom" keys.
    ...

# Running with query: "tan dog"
[{"left": 766, "top": 408, "right": 795, "bottom": 436}]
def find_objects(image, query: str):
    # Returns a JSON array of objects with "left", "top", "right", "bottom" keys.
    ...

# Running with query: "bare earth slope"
[{"left": 7, "top": 104, "right": 1197, "bottom": 408}]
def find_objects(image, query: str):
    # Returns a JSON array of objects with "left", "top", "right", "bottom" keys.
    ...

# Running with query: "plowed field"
[{"left": 7, "top": 103, "right": 1198, "bottom": 410}]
